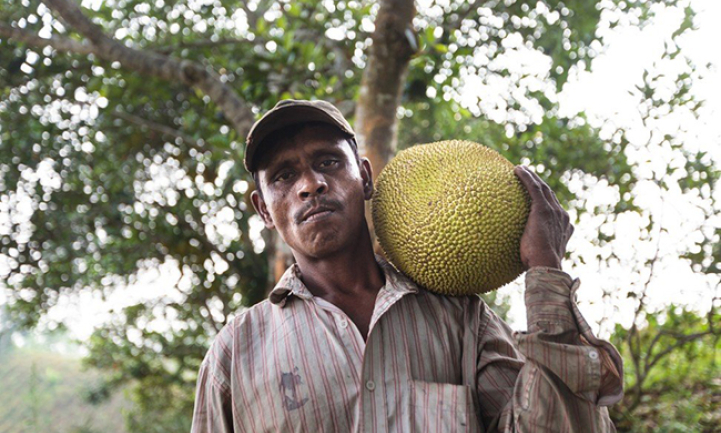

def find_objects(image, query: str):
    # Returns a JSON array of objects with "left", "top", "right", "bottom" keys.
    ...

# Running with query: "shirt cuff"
[
  {"left": 523, "top": 266, "right": 577, "bottom": 334},
  {"left": 515, "top": 266, "right": 624, "bottom": 406}
]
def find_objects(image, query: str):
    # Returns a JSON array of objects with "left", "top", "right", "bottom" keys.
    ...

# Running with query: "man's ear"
[
  {"left": 250, "top": 189, "right": 276, "bottom": 230},
  {"left": 360, "top": 157, "right": 374, "bottom": 200}
]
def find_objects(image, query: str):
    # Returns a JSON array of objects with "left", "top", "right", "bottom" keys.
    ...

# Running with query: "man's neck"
[{"left": 293, "top": 227, "right": 385, "bottom": 300}]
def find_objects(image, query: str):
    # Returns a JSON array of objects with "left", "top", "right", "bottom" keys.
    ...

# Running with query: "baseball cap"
[{"left": 244, "top": 99, "right": 356, "bottom": 172}]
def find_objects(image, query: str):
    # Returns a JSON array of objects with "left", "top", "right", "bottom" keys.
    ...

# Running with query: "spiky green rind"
[{"left": 372, "top": 140, "right": 530, "bottom": 295}]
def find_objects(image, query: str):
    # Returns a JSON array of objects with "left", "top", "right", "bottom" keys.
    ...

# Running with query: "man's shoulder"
[
  {"left": 203, "top": 298, "right": 277, "bottom": 360},
  {"left": 218, "top": 298, "right": 277, "bottom": 337},
  {"left": 378, "top": 255, "right": 493, "bottom": 314}
]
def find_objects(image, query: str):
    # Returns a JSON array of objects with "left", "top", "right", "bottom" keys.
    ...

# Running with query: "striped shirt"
[{"left": 191, "top": 258, "right": 623, "bottom": 432}]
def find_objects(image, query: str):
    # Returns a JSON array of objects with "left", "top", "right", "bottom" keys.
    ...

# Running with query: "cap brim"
[{"left": 245, "top": 105, "right": 354, "bottom": 172}]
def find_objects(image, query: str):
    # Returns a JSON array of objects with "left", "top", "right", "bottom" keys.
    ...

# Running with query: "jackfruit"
[{"left": 372, "top": 140, "right": 530, "bottom": 295}]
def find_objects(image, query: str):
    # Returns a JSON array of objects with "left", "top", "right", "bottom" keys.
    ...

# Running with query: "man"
[{"left": 191, "top": 99, "right": 623, "bottom": 432}]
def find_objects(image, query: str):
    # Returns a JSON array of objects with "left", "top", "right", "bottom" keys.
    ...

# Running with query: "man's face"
[{"left": 250, "top": 124, "right": 373, "bottom": 260}]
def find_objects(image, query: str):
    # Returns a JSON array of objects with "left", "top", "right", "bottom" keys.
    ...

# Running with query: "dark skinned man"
[{"left": 191, "top": 99, "right": 623, "bottom": 432}]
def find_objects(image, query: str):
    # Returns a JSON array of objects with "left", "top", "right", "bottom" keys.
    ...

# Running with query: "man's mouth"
[
  {"left": 301, "top": 206, "right": 335, "bottom": 222},
  {"left": 296, "top": 198, "right": 343, "bottom": 224},
  {"left": 304, "top": 209, "right": 334, "bottom": 222}
]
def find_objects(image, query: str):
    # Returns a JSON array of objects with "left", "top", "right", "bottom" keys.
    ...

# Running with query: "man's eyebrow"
[
  {"left": 310, "top": 147, "right": 347, "bottom": 159},
  {"left": 263, "top": 157, "right": 296, "bottom": 178}
]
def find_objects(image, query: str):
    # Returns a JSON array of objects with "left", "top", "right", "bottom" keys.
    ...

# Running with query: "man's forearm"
[{"left": 479, "top": 268, "right": 623, "bottom": 432}]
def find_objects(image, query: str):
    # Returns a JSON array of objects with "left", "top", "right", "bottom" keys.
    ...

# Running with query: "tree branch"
[
  {"left": 241, "top": 0, "right": 274, "bottom": 29},
  {"left": 110, "top": 110, "right": 204, "bottom": 150},
  {"left": 39, "top": 0, "right": 255, "bottom": 139},
  {"left": 625, "top": 211, "right": 663, "bottom": 411},
  {"left": 645, "top": 329, "right": 714, "bottom": 373},
  {"left": 152, "top": 38, "right": 248, "bottom": 55},
  {"left": 443, "top": 0, "right": 487, "bottom": 34},
  {"left": 0, "top": 23, "right": 94, "bottom": 56}
]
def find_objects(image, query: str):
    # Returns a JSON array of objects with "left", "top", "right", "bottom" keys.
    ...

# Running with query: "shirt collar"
[
  {"left": 377, "top": 256, "right": 419, "bottom": 296},
  {"left": 268, "top": 264, "right": 312, "bottom": 306},
  {"left": 268, "top": 255, "right": 419, "bottom": 308}
]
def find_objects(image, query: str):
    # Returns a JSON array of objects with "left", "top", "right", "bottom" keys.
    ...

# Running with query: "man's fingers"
[
  {"left": 540, "top": 182, "right": 562, "bottom": 210},
  {"left": 515, "top": 166, "right": 561, "bottom": 209},
  {"left": 514, "top": 166, "right": 546, "bottom": 203},
  {"left": 541, "top": 181, "right": 562, "bottom": 209},
  {"left": 516, "top": 165, "right": 571, "bottom": 225}
]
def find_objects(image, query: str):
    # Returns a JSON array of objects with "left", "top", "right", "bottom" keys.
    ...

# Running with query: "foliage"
[
  {"left": 0, "top": 0, "right": 718, "bottom": 431},
  {"left": 0, "top": 332, "right": 129, "bottom": 433},
  {"left": 609, "top": 306, "right": 720, "bottom": 432}
]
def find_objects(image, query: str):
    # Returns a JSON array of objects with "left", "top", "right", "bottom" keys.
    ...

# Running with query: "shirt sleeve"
[
  {"left": 190, "top": 328, "right": 235, "bottom": 433},
  {"left": 476, "top": 267, "right": 624, "bottom": 432}
]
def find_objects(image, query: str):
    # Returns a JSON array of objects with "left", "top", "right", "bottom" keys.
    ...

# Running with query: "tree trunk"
[
  {"left": 355, "top": 0, "right": 417, "bottom": 173},
  {"left": 354, "top": 0, "right": 417, "bottom": 251}
]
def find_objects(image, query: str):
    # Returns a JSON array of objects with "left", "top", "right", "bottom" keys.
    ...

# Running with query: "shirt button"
[
  {"left": 365, "top": 380, "right": 376, "bottom": 391},
  {"left": 339, "top": 319, "right": 348, "bottom": 329},
  {"left": 589, "top": 350, "right": 599, "bottom": 360}
]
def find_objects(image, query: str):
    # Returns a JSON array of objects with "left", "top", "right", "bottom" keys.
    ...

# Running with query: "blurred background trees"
[{"left": 0, "top": 0, "right": 718, "bottom": 431}]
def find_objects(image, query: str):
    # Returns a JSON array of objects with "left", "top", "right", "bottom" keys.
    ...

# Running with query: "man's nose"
[{"left": 297, "top": 171, "right": 328, "bottom": 199}]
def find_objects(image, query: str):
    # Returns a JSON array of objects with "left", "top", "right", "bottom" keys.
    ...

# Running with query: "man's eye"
[
  {"left": 275, "top": 171, "right": 293, "bottom": 182},
  {"left": 320, "top": 159, "right": 338, "bottom": 168}
]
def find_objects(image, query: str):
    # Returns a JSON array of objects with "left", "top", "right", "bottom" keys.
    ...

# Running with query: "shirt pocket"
[{"left": 407, "top": 380, "right": 484, "bottom": 433}]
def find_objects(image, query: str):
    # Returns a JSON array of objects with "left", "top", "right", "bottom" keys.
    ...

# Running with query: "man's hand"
[{"left": 514, "top": 166, "right": 574, "bottom": 270}]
